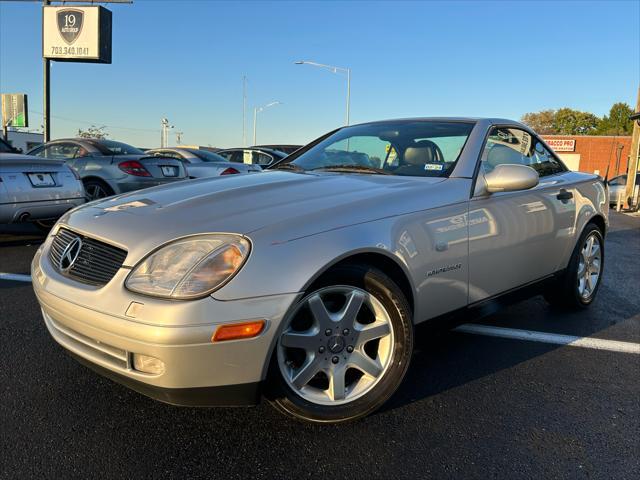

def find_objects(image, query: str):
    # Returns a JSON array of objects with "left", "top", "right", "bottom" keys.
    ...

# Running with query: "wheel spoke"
[
  {"left": 585, "top": 271, "right": 593, "bottom": 293},
  {"left": 590, "top": 243, "right": 600, "bottom": 260},
  {"left": 355, "top": 322, "right": 391, "bottom": 346},
  {"left": 308, "top": 294, "right": 332, "bottom": 326},
  {"left": 577, "top": 261, "right": 587, "bottom": 278},
  {"left": 280, "top": 331, "right": 318, "bottom": 351},
  {"left": 291, "top": 357, "right": 320, "bottom": 389},
  {"left": 585, "top": 236, "right": 594, "bottom": 255},
  {"left": 338, "top": 290, "right": 365, "bottom": 326},
  {"left": 350, "top": 351, "right": 383, "bottom": 378},
  {"left": 328, "top": 366, "right": 346, "bottom": 401}
]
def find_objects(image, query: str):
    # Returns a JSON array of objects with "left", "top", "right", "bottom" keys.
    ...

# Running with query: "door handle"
[{"left": 556, "top": 189, "right": 573, "bottom": 201}]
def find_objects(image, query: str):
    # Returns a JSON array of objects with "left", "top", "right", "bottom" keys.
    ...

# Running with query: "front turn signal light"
[{"left": 212, "top": 320, "right": 265, "bottom": 342}]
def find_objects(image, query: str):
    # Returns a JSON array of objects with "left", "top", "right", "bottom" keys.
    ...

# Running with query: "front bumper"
[{"left": 32, "top": 242, "right": 299, "bottom": 406}]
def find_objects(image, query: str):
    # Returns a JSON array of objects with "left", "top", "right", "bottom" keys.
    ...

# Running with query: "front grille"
[{"left": 49, "top": 227, "right": 128, "bottom": 286}]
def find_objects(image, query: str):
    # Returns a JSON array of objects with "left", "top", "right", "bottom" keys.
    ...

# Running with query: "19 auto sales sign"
[{"left": 43, "top": 6, "right": 112, "bottom": 63}]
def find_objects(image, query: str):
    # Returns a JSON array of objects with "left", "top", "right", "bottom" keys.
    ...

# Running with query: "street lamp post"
[
  {"left": 252, "top": 101, "right": 281, "bottom": 145},
  {"left": 295, "top": 60, "right": 351, "bottom": 125}
]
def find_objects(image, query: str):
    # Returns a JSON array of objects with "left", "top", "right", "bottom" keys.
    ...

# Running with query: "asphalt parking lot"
[{"left": 0, "top": 214, "right": 638, "bottom": 479}]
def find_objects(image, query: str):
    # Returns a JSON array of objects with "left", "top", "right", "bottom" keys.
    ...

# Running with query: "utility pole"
[
  {"left": 176, "top": 131, "right": 183, "bottom": 144},
  {"left": 242, "top": 75, "right": 247, "bottom": 146},
  {"left": 625, "top": 87, "right": 640, "bottom": 209}
]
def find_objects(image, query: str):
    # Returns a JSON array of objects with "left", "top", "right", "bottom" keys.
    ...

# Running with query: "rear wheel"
[
  {"left": 544, "top": 223, "right": 604, "bottom": 309},
  {"left": 268, "top": 265, "right": 413, "bottom": 423},
  {"left": 83, "top": 179, "right": 114, "bottom": 200}
]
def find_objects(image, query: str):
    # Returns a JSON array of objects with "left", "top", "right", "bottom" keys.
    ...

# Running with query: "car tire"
[
  {"left": 83, "top": 179, "right": 114, "bottom": 200},
  {"left": 266, "top": 264, "right": 413, "bottom": 423},
  {"left": 544, "top": 223, "right": 604, "bottom": 309}
]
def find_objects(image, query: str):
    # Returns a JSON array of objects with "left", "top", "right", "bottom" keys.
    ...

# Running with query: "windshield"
[
  {"left": 87, "top": 139, "right": 144, "bottom": 156},
  {"left": 187, "top": 148, "right": 226, "bottom": 162},
  {"left": 284, "top": 121, "right": 475, "bottom": 177}
]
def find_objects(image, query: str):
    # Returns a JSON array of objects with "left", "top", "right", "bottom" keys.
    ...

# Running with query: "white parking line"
[
  {"left": 455, "top": 324, "right": 640, "bottom": 355},
  {"left": 0, "top": 273, "right": 32, "bottom": 283}
]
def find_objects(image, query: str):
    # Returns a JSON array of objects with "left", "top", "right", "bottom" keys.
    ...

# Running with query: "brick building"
[{"left": 541, "top": 135, "right": 632, "bottom": 177}]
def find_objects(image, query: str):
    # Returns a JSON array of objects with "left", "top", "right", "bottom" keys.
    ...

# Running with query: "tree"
[
  {"left": 521, "top": 110, "right": 556, "bottom": 134},
  {"left": 553, "top": 108, "right": 599, "bottom": 135},
  {"left": 596, "top": 102, "right": 634, "bottom": 135},
  {"left": 77, "top": 125, "right": 108, "bottom": 139}
]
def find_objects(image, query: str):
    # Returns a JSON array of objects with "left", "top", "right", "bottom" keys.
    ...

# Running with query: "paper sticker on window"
[{"left": 424, "top": 163, "right": 444, "bottom": 171}]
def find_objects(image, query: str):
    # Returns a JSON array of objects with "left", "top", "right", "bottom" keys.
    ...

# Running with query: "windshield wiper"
[
  {"left": 270, "top": 163, "right": 305, "bottom": 172},
  {"left": 310, "top": 164, "right": 391, "bottom": 175}
]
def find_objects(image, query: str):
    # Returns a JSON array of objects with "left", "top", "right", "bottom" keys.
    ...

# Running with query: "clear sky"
[{"left": 0, "top": 0, "right": 638, "bottom": 148}]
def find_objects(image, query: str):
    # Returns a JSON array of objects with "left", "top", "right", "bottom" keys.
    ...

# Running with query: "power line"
[{"left": 28, "top": 110, "right": 161, "bottom": 132}]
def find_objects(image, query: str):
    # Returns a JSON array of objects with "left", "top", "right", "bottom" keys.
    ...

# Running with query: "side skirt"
[{"left": 418, "top": 272, "right": 561, "bottom": 330}]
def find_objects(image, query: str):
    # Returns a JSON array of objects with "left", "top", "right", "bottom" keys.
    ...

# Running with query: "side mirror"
[{"left": 485, "top": 164, "right": 539, "bottom": 193}]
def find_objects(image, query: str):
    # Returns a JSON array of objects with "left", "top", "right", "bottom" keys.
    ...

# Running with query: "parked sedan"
[
  {"left": 0, "top": 137, "right": 84, "bottom": 227},
  {"left": 32, "top": 118, "right": 607, "bottom": 423},
  {"left": 607, "top": 174, "right": 640, "bottom": 206},
  {"left": 216, "top": 147, "right": 288, "bottom": 168},
  {"left": 28, "top": 139, "right": 187, "bottom": 200},
  {"left": 145, "top": 148, "right": 262, "bottom": 178}
]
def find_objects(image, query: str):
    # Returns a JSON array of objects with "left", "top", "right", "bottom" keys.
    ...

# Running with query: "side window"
[
  {"left": 480, "top": 127, "right": 531, "bottom": 174},
  {"left": 530, "top": 139, "right": 567, "bottom": 177},
  {"left": 481, "top": 127, "right": 565, "bottom": 178},
  {"left": 29, "top": 146, "right": 46, "bottom": 157},
  {"left": 159, "top": 151, "right": 183, "bottom": 160},
  {"left": 608, "top": 176, "right": 626, "bottom": 186},
  {"left": 41, "top": 143, "right": 79, "bottom": 160},
  {"left": 252, "top": 152, "right": 273, "bottom": 165}
]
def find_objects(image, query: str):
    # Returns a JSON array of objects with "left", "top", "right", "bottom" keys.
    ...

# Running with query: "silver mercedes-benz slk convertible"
[{"left": 32, "top": 118, "right": 608, "bottom": 423}]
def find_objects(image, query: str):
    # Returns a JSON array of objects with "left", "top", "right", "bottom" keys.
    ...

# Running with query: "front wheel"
[
  {"left": 267, "top": 265, "right": 413, "bottom": 423},
  {"left": 544, "top": 223, "right": 604, "bottom": 309}
]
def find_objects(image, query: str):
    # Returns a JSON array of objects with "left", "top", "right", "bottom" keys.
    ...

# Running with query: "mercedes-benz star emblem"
[
  {"left": 328, "top": 335, "right": 345, "bottom": 354},
  {"left": 59, "top": 237, "right": 83, "bottom": 272}
]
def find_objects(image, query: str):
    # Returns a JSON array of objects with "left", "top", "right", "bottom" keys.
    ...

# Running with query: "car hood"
[{"left": 60, "top": 171, "right": 449, "bottom": 265}]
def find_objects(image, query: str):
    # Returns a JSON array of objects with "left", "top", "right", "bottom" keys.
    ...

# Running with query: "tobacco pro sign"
[{"left": 43, "top": 6, "right": 112, "bottom": 63}]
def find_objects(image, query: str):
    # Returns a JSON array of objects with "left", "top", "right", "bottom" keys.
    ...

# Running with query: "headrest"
[
  {"left": 486, "top": 143, "right": 524, "bottom": 168},
  {"left": 404, "top": 140, "right": 440, "bottom": 166}
]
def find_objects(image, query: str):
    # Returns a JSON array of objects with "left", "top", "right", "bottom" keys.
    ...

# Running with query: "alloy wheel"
[
  {"left": 277, "top": 286, "right": 395, "bottom": 406},
  {"left": 85, "top": 183, "right": 108, "bottom": 200},
  {"left": 577, "top": 232, "right": 602, "bottom": 300}
]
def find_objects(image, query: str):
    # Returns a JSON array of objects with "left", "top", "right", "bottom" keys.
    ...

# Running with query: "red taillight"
[
  {"left": 221, "top": 167, "right": 240, "bottom": 175},
  {"left": 118, "top": 160, "right": 151, "bottom": 177}
]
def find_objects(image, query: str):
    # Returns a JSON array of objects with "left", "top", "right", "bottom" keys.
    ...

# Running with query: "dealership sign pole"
[{"left": 41, "top": 0, "right": 131, "bottom": 142}]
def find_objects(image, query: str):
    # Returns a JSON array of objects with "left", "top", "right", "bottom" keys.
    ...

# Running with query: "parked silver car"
[
  {"left": 28, "top": 139, "right": 187, "bottom": 200},
  {"left": 0, "top": 137, "right": 85, "bottom": 227},
  {"left": 216, "top": 147, "right": 288, "bottom": 168},
  {"left": 145, "top": 147, "right": 262, "bottom": 178},
  {"left": 32, "top": 118, "right": 608, "bottom": 423},
  {"left": 607, "top": 174, "right": 640, "bottom": 206}
]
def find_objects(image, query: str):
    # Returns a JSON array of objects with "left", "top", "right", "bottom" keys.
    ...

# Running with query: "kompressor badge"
[{"left": 57, "top": 9, "right": 83, "bottom": 44}]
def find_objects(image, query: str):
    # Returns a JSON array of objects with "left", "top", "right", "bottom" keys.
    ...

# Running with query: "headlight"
[{"left": 125, "top": 234, "right": 250, "bottom": 299}]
